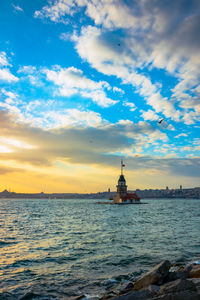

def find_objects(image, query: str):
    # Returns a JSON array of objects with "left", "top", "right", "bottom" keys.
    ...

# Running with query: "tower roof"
[{"left": 118, "top": 174, "right": 126, "bottom": 183}]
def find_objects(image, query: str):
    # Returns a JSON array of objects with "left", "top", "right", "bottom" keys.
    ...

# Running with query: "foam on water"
[{"left": 0, "top": 198, "right": 199, "bottom": 299}]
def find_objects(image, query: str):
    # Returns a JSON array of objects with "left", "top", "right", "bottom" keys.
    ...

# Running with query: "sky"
[{"left": 0, "top": 0, "right": 200, "bottom": 193}]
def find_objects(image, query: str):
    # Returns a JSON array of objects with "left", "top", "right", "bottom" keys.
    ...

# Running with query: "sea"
[{"left": 0, "top": 198, "right": 199, "bottom": 299}]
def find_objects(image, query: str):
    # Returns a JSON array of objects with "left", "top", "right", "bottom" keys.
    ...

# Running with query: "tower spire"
[{"left": 121, "top": 159, "right": 125, "bottom": 175}]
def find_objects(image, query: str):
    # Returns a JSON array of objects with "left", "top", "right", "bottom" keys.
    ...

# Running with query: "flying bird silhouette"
[{"left": 158, "top": 118, "right": 164, "bottom": 124}]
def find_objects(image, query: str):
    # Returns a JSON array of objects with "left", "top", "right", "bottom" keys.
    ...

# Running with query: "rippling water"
[{"left": 0, "top": 198, "right": 199, "bottom": 299}]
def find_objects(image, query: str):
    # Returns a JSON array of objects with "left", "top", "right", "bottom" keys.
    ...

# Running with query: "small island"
[{"left": 113, "top": 160, "right": 141, "bottom": 204}]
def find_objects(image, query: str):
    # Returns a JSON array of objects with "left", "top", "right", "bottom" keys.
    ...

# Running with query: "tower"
[
  {"left": 114, "top": 160, "right": 127, "bottom": 203},
  {"left": 113, "top": 160, "right": 140, "bottom": 204},
  {"left": 116, "top": 174, "right": 127, "bottom": 198}
]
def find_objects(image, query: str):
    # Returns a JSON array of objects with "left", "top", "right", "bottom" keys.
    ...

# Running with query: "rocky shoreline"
[{"left": 97, "top": 260, "right": 200, "bottom": 300}]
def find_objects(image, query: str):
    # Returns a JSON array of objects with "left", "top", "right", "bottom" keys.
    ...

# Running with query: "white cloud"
[
  {"left": 182, "top": 144, "right": 200, "bottom": 152},
  {"left": 0, "top": 52, "right": 18, "bottom": 82},
  {"left": 12, "top": 4, "right": 24, "bottom": 12},
  {"left": 34, "top": 0, "right": 149, "bottom": 30},
  {"left": 46, "top": 66, "right": 98, "bottom": 89},
  {"left": 118, "top": 119, "right": 133, "bottom": 126},
  {"left": 147, "top": 93, "right": 180, "bottom": 122},
  {"left": 0, "top": 69, "right": 18, "bottom": 82},
  {"left": 182, "top": 111, "right": 199, "bottom": 125},
  {"left": 141, "top": 109, "right": 159, "bottom": 121},
  {"left": 17, "top": 65, "right": 43, "bottom": 86},
  {"left": 34, "top": 0, "right": 200, "bottom": 124},
  {"left": 59, "top": 32, "right": 71, "bottom": 41},
  {"left": 18, "top": 65, "right": 36, "bottom": 74},
  {"left": 0, "top": 101, "right": 21, "bottom": 114},
  {"left": 123, "top": 101, "right": 136, "bottom": 112},
  {"left": 0, "top": 52, "right": 10, "bottom": 67},
  {"left": 1, "top": 88, "right": 17, "bottom": 99},
  {"left": 45, "top": 66, "right": 118, "bottom": 107},
  {"left": 175, "top": 133, "right": 188, "bottom": 138},
  {"left": 34, "top": 0, "right": 77, "bottom": 22},
  {"left": 167, "top": 124, "right": 175, "bottom": 131},
  {"left": 0, "top": 91, "right": 104, "bottom": 129},
  {"left": 72, "top": 26, "right": 180, "bottom": 120},
  {"left": 44, "top": 108, "right": 103, "bottom": 128},
  {"left": 113, "top": 86, "right": 124, "bottom": 94},
  {"left": 0, "top": 137, "right": 34, "bottom": 149},
  {"left": 72, "top": 26, "right": 134, "bottom": 76},
  {"left": 81, "top": 90, "right": 117, "bottom": 107}
]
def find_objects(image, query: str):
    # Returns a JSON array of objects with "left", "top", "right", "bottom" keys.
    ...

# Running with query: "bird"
[{"left": 158, "top": 118, "right": 164, "bottom": 124}]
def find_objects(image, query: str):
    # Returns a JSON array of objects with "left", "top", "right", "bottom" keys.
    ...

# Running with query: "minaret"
[{"left": 114, "top": 160, "right": 127, "bottom": 202}]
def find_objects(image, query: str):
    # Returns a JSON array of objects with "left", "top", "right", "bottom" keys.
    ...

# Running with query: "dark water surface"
[{"left": 0, "top": 198, "right": 199, "bottom": 299}]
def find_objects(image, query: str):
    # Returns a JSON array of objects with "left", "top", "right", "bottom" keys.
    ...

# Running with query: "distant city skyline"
[
  {"left": 1, "top": 185, "right": 200, "bottom": 200},
  {"left": 0, "top": 0, "right": 200, "bottom": 192}
]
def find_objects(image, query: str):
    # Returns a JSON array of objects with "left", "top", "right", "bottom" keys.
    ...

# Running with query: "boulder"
[
  {"left": 147, "top": 284, "right": 160, "bottom": 296},
  {"left": 164, "top": 272, "right": 177, "bottom": 282},
  {"left": 161, "top": 264, "right": 193, "bottom": 283},
  {"left": 190, "top": 265, "right": 200, "bottom": 278},
  {"left": 118, "top": 282, "right": 134, "bottom": 295},
  {"left": 151, "top": 279, "right": 200, "bottom": 300},
  {"left": 151, "top": 290, "right": 200, "bottom": 300},
  {"left": 133, "top": 260, "right": 171, "bottom": 290},
  {"left": 110, "top": 289, "right": 152, "bottom": 300},
  {"left": 189, "top": 278, "right": 200, "bottom": 292},
  {"left": 170, "top": 264, "right": 192, "bottom": 280},
  {"left": 124, "top": 282, "right": 134, "bottom": 291},
  {"left": 158, "top": 278, "right": 196, "bottom": 295}
]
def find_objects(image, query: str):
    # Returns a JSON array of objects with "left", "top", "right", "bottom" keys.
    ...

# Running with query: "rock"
[
  {"left": 189, "top": 278, "right": 200, "bottom": 292},
  {"left": 164, "top": 264, "right": 193, "bottom": 283},
  {"left": 158, "top": 278, "right": 196, "bottom": 295},
  {"left": 151, "top": 279, "right": 200, "bottom": 300},
  {"left": 171, "top": 262, "right": 184, "bottom": 267},
  {"left": 151, "top": 290, "right": 200, "bottom": 300},
  {"left": 147, "top": 284, "right": 160, "bottom": 296},
  {"left": 164, "top": 272, "right": 177, "bottom": 283},
  {"left": 124, "top": 282, "right": 134, "bottom": 291},
  {"left": 110, "top": 289, "right": 152, "bottom": 300},
  {"left": 118, "top": 282, "right": 134, "bottom": 295},
  {"left": 174, "top": 265, "right": 192, "bottom": 279},
  {"left": 190, "top": 265, "right": 200, "bottom": 278},
  {"left": 133, "top": 260, "right": 171, "bottom": 290},
  {"left": 102, "top": 292, "right": 117, "bottom": 299}
]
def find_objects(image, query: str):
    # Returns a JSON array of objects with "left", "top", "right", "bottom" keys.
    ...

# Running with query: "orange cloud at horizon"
[
  {"left": 0, "top": 110, "right": 200, "bottom": 193},
  {"left": 0, "top": 159, "right": 199, "bottom": 193}
]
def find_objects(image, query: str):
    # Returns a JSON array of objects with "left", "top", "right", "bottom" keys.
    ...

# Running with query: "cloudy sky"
[{"left": 0, "top": 0, "right": 200, "bottom": 192}]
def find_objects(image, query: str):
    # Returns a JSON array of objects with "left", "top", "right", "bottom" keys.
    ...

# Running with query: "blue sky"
[{"left": 0, "top": 0, "right": 200, "bottom": 192}]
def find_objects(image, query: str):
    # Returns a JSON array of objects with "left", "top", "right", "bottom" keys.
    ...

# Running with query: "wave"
[{"left": 0, "top": 240, "right": 17, "bottom": 247}]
